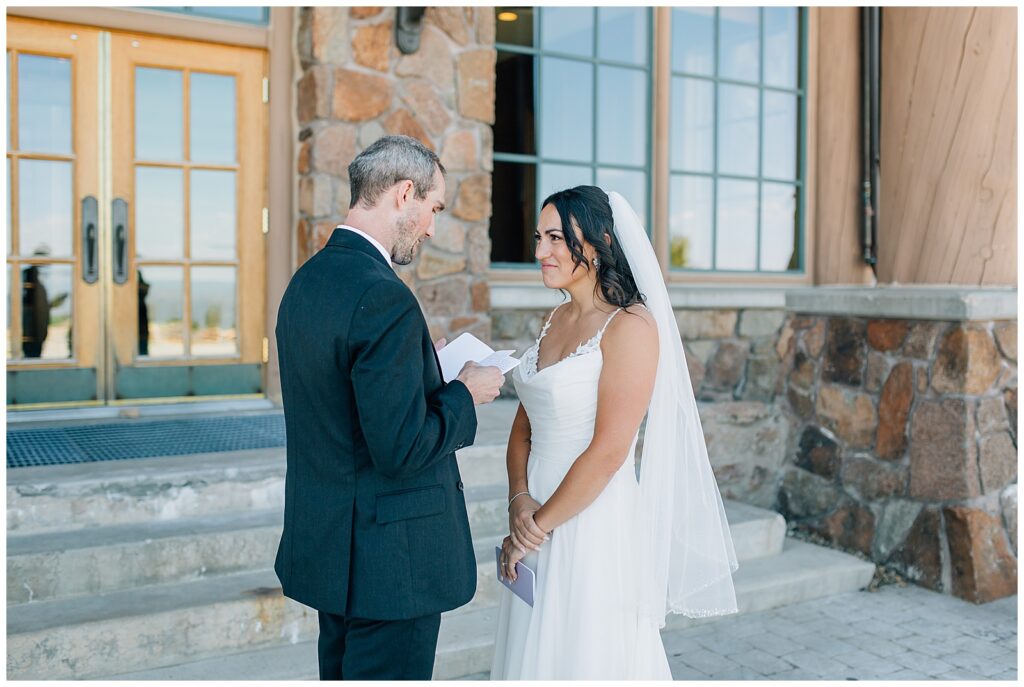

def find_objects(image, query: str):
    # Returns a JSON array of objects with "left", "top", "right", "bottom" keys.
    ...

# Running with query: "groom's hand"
[
  {"left": 509, "top": 495, "right": 547, "bottom": 553},
  {"left": 433, "top": 337, "right": 447, "bottom": 351},
  {"left": 457, "top": 361, "right": 503, "bottom": 405}
]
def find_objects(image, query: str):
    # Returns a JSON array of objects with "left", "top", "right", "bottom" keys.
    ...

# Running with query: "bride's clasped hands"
[{"left": 499, "top": 492, "right": 546, "bottom": 582}]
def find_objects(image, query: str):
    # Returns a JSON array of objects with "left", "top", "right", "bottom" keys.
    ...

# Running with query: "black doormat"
[{"left": 6, "top": 414, "right": 286, "bottom": 468}]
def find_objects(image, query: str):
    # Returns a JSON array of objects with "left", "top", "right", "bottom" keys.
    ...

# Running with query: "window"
[
  {"left": 491, "top": 7, "right": 652, "bottom": 265},
  {"left": 489, "top": 7, "right": 806, "bottom": 275},
  {"left": 143, "top": 7, "right": 269, "bottom": 25},
  {"left": 669, "top": 7, "right": 805, "bottom": 273}
]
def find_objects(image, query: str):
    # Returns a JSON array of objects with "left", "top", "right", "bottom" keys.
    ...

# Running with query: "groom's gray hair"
[{"left": 348, "top": 135, "right": 445, "bottom": 209}]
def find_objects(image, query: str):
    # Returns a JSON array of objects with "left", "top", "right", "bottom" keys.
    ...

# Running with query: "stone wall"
[
  {"left": 495, "top": 303, "right": 1018, "bottom": 602},
  {"left": 295, "top": 7, "right": 496, "bottom": 342},
  {"left": 775, "top": 316, "right": 1018, "bottom": 603}
]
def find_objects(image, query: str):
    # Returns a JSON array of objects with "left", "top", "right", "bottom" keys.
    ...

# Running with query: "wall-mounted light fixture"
[
  {"left": 497, "top": 11, "right": 518, "bottom": 22},
  {"left": 396, "top": 7, "right": 426, "bottom": 55}
]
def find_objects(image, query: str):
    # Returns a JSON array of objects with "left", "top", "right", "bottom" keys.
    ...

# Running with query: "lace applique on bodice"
[{"left": 519, "top": 303, "right": 623, "bottom": 381}]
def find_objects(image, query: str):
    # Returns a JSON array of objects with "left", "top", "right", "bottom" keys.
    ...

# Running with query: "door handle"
[
  {"left": 112, "top": 198, "right": 129, "bottom": 285},
  {"left": 81, "top": 196, "right": 98, "bottom": 284}
]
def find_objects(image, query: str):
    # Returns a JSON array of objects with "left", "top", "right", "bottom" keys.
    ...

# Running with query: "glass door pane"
[{"left": 6, "top": 19, "right": 102, "bottom": 406}]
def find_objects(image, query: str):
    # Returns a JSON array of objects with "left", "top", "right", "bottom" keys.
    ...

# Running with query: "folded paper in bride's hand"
[{"left": 437, "top": 333, "right": 519, "bottom": 382}]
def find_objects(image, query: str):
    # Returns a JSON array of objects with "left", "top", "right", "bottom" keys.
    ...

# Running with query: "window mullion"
[
  {"left": 592, "top": 6, "right": 598, "bottom": 185},
  {"left": 646, "top": 7, "right": 655, "bottom": 237},
  {"left": 533, "top": 9, "right": 542, "bottom": 221},
  {"left": 756, "top": 7, "right": 764, "bottom": 272},
  {"left": 798, "top": 8, "right": 808, "bottom": 271},
  {"left": 711, "top": 8, "right": 719, "bottom": 271}
]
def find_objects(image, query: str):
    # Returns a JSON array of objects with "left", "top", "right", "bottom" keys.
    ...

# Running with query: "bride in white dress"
[{"left": 491, "top": 187, "right": 739, "bottom": 680}]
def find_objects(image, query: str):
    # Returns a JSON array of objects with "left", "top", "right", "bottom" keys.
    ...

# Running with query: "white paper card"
[{"left": 438, "top": 333, "right": 520, "bottom": 382}]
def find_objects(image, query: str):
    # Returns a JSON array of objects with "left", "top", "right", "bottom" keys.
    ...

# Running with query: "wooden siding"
[
  {"left": 814, "top": 8, "right": 875, "bottom": 286},
  {"left": 878, "top": 7, "right": 1017, "bottom": 285}
]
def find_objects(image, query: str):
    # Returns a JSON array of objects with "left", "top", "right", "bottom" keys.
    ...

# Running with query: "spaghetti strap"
[
  {"left": 536, "top": 302, "right": 565, "bottom": 345},
  {"left": 595, "top": 307, "right": 623, "bottom": 341}
]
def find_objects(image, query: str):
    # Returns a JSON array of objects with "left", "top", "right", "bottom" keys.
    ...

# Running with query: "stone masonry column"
[
  {"left": 295, "top": 7, "right": 496, "bottom": 342},
  {"left": 776, "top": 288, "right": 1017, "bottom": 603}
]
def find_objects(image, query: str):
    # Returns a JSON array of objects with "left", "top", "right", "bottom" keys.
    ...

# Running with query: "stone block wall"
[
  {"left": 295, "top": 7, "right": 496, "bottom": 342},
  {"left": 495, "top": 302, "right": 1018, "bottom": 602},
  {"left": 775, "top": 316, "right": 1018, "bottom": 603}
]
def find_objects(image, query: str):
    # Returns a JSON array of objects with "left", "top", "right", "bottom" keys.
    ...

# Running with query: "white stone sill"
[
  {"left": 490, "top": 282, "right": 788, "bottom": 310},
  {"left": 490, "top": 282, "right": 1017, "bottom": 321},
  {"left": 786, "top": 286, "right": 1018, "bottom": 321}
]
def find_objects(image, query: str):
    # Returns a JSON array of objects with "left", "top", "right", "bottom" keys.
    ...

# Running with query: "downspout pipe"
[{"left": 861, "top": 7, "right": 881, "bottom": 269}]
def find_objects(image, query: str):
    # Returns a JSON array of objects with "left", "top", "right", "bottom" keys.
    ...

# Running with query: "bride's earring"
[{"left": 592, "top": 257, "right": 600, "bottom": 268}]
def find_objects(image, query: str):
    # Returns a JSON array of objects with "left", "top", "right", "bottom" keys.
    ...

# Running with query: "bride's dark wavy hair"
[{"left": 541, "top": 185, "right": 644, "bottom": 308}]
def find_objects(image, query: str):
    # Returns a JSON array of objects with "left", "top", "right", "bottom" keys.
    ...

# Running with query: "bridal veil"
[{"left": 606, "top": 190, "right": 739, "bottom": 627}]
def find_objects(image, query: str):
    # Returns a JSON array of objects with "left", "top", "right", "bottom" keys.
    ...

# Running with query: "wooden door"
[
  {"left": 108, "top": 32, "right": 266, "bottom": 400},
  {"left": 6, "top": 17, "right": 268, "bottom": 407},
  {"left": 6, "top": 18, "right": 103, "bottom": 405}
]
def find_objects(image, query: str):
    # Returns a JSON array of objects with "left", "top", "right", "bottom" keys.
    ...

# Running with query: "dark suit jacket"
[{"left": 274, "top": 228, "right": 479, "bottom": 620}]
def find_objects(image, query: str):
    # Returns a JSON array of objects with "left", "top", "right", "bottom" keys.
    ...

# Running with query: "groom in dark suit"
[{"left": 274, "top": 135, "right": 504, "bottom": 680}]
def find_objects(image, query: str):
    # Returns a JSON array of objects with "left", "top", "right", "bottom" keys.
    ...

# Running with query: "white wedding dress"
[{"left": 489, "top": 304, "right": 673, "bottom": 680}]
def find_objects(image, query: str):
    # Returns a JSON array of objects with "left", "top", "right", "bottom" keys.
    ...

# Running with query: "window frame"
[
  {"left": 667, "top": 6, "right": 808, "bottom": 277},
  {"left": 145, "top": 7, "right": 271, "bottom": 27},
  {"left": 491, "top": 6, "right": 655, "bottom": 270},
  {"left": 489, "top": 7, "right": 815, "bottom": 285}
]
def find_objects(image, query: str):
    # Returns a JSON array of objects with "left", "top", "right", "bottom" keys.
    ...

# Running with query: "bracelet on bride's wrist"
[{"left": 507, "top": 491, "right": 530, "bottom": 511}]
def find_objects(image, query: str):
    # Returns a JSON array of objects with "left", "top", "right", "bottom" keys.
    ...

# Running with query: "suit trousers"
[{"left": 317, "top": 610, "right": 442, "bottom": 680}]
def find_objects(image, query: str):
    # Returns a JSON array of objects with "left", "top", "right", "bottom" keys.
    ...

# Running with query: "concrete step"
[
  {"left": 432, "top": 498, "right": 788, "bottom": 617},
  {"left": 7, "top": 443, "right": 509, "bottom": 536},
  {"left": 7, "top": 448, "right": 287, "bottom": 535},
  {"left": 6, "top": 568, "right": 319, "bottom": 680},
  {"left": 5, "top": 400, "right": 520, "bottom": 538},
  {"left": 106, "top": 640, "right": 320, "bottom": 680},
  {"left": 7, "top": 512, "right": 797, "bottom": 674},
  {"left": 470, "top": 499, "right": 786, "bottom": 564},
  {"left": 464, "top": 483, "right": 509, "bottom": 541},
  {"left": 468, "top": 399, "right": 520, "bottom": 445},
  {"left": 97, "top": 538, "right": 873, "bottom": 681},
  {"left": 7, "top": 519, "right": 501, "bottom": 619},
  {"left": 7, "top": 509, "right": 284, "bottom": 605},
  {"left": 663, "top": 538, "right": 877, "bottom": 632},
  {"left": 7, "top": 490, "right": 781, "bottom": 608},
  {"left": 724, "top": 499, "right": 786, "bottom": 561},
  {"left": 104, "top": 606, "right": 500, "bottom": 681},
  {"left": 7, "top": 486, "right": 508, "bottom": 607},
  {"left": 455, "top": 443, "right": 507, "bottom": 489}
]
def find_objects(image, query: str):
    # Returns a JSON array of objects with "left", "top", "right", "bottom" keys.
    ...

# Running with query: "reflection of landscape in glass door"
[
  {"left": 134, "top": 67, "right": 238, "bottom": 359},
  {"left": 7, "top": 51, "right": 75, "bottom": 361}
]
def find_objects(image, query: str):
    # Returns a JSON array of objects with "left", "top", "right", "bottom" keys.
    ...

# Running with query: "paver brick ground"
[
  {"left": 663, "top": 584, "right": 1017, "bottom": 680},
  {"left": 462, "top": 581, "right": 1016, "bottom": 680}
]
